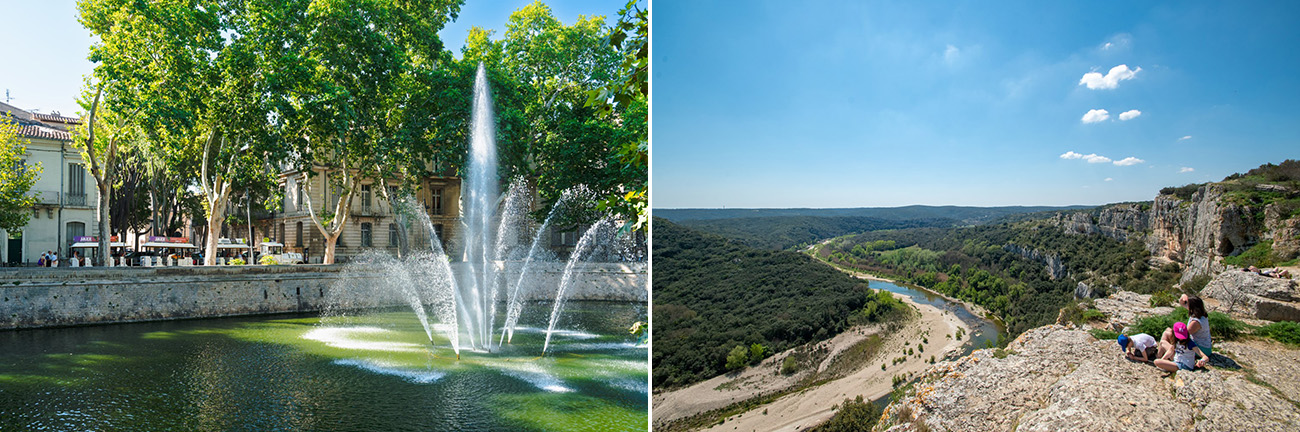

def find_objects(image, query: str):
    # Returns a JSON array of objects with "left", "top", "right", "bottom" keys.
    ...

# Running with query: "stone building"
[
  {"left": 252, "top": 168, "right": 463, "bottom": 264},
  {"left": 0, "top": 102, "right": 99, "bottom": 265}
]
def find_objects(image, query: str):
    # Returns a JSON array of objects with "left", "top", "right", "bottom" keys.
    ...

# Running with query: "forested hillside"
[
  {"left": 819, "top": 220, "right": 1181, "bottom": 336},
  {"left": 653, "top": 218, "right": 905, "bottom": 389},
  {"left": 676, "top": 216, "right": 954, "bottom": 250},
  {"left": 657, "top": 205, "right": 1092, "bottom": 223}
]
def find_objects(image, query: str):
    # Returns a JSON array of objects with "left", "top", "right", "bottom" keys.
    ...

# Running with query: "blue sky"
[
  {"left": 653, "top": 1, "right": 1300, "bottom": 208},
  {"left": 0, "top": 0, "right": 621, "bottom": 117}
]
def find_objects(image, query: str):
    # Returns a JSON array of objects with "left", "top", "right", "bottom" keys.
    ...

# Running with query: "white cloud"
[
  {"left": 1079, "top": 64, "right": 1141, "bottom": 90},
  {"left": 1102, "top": 42, "right": 1114, "bottom": 50},
  {"left": 1113, "top": 157, "right": 1145, "bottom": 166},
  {"left": 944, "top": 44, "right": 959, "bottom": 65},
  {"left": 1119, "top": 109, "right": 1141, "bottom": 121},
  {"left": 1060, "top": 151, "right": 1113, "bottom": 163},
  {"left": 1081, "top": 109, "right": 1110, "bottom": 123},
  {"left": 1179, "top": 167, "right": 1195, "bottom": 173},
  {"left": 1105, "top": 177, "right": 1113, "bottom": 182},
  {"left": 1179, "top": 135, "right": 1192, "bottom": 141}
]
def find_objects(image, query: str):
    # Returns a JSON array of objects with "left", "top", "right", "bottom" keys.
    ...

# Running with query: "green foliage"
[
  {"left": 1160, "top": 183, "right": 1204, "bottom": 200},
  {"left": 781, "top": 355, "right": 799, "bottom": 375},
  {"left": 652, "top": 219, "right": 906, "bottom": 389},
  {"left": 1209, "top": 312, "right": 1247, "bottom": 341},
  {"left": 1150, "top": 290, "right": 1179, "bottom": 308},
  {"left": 1183, "top": 275, "right": 1213, "bottom": 294},
  {"left": 725, "top": 345, "right": 749, "bottom": 371},
  {"left": 748, "top": 343, "right": 766, "bottom": 365},
  {"left": 0, "top": 118, "right": 41, "bottom": 233},
  {"left": 810, "top": 395, "right": 880, "bottom": 432},
  {"left": 680, "top": 216, "right": 952, "bottom": 251},
  {"left": 229, "top": 258, "right": 246, "bottom": 266},
  {"left": 1131, "top": 308, "right": 1247, "bottom": 342},
  {"left": 1089, "top": 328, "right": 1120, "bottom": 341},
  {"left": 1132, "top": 308, "right": 1187, "bottom": 338},
  {"left": 259, "top": 255, "right": 277, "bottom": 265},
  {"left": 1082, "top": 309, "right": 1108, "bottom": 322},
  {"left": 1255, "top": 321, "right": 1300, "bottom": 346},
  {"left": 1222, "top": 240, "right": 1283, "bottom": 268}
]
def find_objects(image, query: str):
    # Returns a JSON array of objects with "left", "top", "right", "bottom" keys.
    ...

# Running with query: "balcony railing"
[{"left": 63, "top": 193, "right": 87, "bottom": 207}]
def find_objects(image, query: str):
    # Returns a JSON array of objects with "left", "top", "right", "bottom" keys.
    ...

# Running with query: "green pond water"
[{"left": 0, "top": 302, "right": 648, "bottom": 431}]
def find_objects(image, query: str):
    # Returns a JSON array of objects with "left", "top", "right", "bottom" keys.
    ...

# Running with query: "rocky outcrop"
[
  {"left": 1200, "top": 270, "right": 1300, "bottom": 322},
  {"left": 1092, "top": 290, "right": 1174, "bottom": 331},
  {"left": 1146, "top": 185, "right": 1261, "bottom": 282},
  {"left": 1264, "top": 203, "right": 1300, "bottom": 259},
  {"left": 1074, "top": 282, "right": 1093, "bottom": 299},
  {"left": 875, "top": 326, "right": 1300, "bottom": 432},
  {"left": 1004, "top": 244, "right": 1068, "bottom": 280},
  {"left": 1053, "top": 203, "right": 1148, "bottom": 242}
]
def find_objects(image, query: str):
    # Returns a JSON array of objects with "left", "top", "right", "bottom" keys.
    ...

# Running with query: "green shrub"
[
  {"left": 229, "top": 258, "right": 246, "bottom": 265},
  {"left": 1149, "top": 290, "right": 1178, "bottom": 308},
  {"left": 1132, "top": 308, "right": 1245, "bottom": 342},
  {"left": 1255, "top": 321, "right": 1300, "bottom": 346},
  {"left": 725, "top": 345, "right": 749, "bottom": 371},
  {"left": 1182, "top": 274, "right": 1212, "bottom": 294},
  {"left": 810, "top": 395, "right": 879, "bottom": 432},
  {"left": 1208, "top": 312, "right": 1246, "bottom": 341},
  {"left": 749, "top": 343, "right": 766, "bottom": 365},
  {"left": 259, "top": 255, "right": 277, "bottom": 265},
  {"left": 1223, "top": 240, "right": 1277, "bottom": 268},
  {"left": 1089, "top": 328, "right": 1120, "bottom": 341},
  {"left": 781, "top": 355, "right": 799, "bottom": 375},
  {"left": 1081, "top": 309, "right": 1108, "bottom": 322}
]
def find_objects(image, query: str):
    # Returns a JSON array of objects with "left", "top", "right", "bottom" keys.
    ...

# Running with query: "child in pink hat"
[{"left": 1154, "top": 322, "right": 1208, "bottom": 372}]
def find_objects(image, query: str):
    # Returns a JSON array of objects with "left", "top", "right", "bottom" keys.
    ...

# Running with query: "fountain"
[{"left": 328, "top": 62, "right": 643, "bottom": 358}]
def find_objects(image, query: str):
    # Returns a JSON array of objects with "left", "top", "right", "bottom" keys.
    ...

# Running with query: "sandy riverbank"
[{"left": 652, "top": 291, "right": 970, "bottom": 431}]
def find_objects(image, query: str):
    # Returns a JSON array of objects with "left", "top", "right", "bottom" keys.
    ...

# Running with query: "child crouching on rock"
[
  {"left": 1154, "top": 322, "right": 1208, "bottom": 372},
  {"left": 1118, "top": 333, "right": 1160, "bottom": 363}
]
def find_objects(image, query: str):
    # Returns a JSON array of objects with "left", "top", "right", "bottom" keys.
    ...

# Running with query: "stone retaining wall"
[{"left": 0, "top": 262, "right": 646, "bottom": 330}]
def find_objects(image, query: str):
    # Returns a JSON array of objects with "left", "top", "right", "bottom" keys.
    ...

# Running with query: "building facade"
[
  {"left": 254, "top": 170, "right": 463, "bottom": 264},
  {"left": 1, "top": 102, "right": 99, "bottom": 266}
]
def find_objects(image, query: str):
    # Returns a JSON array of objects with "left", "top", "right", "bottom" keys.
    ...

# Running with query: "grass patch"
[
  {"left": 1255, "top": 321, "right": 1300, "bottom": 346},
  {"left": 1089, "top": 328, "right": 1120, "bottom": 341}
]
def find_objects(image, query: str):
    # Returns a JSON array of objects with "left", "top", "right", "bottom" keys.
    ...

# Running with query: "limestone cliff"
[
  {"left": 1003, "top": 244, "right": 1068, "bottom": 280},
  {"left": 1052, "top": 180, "right": 1299, "bottom": 282}
]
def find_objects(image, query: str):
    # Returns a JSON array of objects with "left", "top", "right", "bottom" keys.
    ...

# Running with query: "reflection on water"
[
  {"left": 0, "top": 302, "right": 647, "bottom": 432},
  {"left": 870, "top": 280, "right": 1003, "bottom": 356}
]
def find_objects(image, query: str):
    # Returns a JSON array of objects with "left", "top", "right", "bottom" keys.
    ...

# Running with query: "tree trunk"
[
  {"left": 96, "top": 181, "right": 111, "bottom": 265},
  {"left": 323, "top": 232, "right": 340, "bottom": 264},
  {"left": 204, "top": 187, "right": 230, "bottom": 266}
]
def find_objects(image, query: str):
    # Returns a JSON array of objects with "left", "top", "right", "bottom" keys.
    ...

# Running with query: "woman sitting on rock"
[
  {"left": 1162, "top": 294, "right": 1212, "bottom": 355},
  {"left": 1155, "top": 322, "right": 1208, "bottom": 372}
]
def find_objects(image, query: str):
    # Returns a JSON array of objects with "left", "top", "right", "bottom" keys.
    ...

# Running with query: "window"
[
  {"left": 295, "top": 182, "right": 304, "bottom": 211},
  {"left": 279, "top": 223, "right": 285, "bottom": 243},
  {"left": 67, "top": 222, "right": 85, "bottom": 251},
  {"left": 360, "top": 223, "right": 372, "bottom": 247},
  {"left": 429, "top": 188, "right": 443, "bottom": 215},
  {"left": 389, "top": 223, "right": 398, "bottom": 246},
  {"left": 295, "top": 222, "right": 304, "bottom": 247},
  {"left": 361, "top": 185, "right": 372, "bottom": 214},
  {"left": 67, "top": 164, "right": 86, "bottom": 206},
  {"left": 433, "top": 223, "right": 444, "bottom": 243}
]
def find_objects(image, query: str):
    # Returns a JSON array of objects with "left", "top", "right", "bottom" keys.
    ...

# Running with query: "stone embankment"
[
  {"left": 1201, "top": 270, "right": 1300, "bottom": 322},
  {"left": 0, "top": 262, "right": 646, "bottom": 329}
]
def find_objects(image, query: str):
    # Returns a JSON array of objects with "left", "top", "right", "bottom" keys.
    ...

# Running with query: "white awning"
[
  {"left": 258, "top": 242, "right": 284, "bottom": 247},
  {"left": 217, "top": 244, "right": 253, "bottom": 249},
  {"left": 70, "top": 242, "right": 128, "bottom": 248},
  {"left": 141, "top": 242, "right": 199, "bottom": 249}
]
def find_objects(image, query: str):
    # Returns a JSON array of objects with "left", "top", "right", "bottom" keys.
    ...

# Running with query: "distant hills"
[
  {"left": 656, "top": 205, "right": 1095, "bottom": 224},
  {"left": 655, "top": 205, "right": 1094, "bottom": 251}
]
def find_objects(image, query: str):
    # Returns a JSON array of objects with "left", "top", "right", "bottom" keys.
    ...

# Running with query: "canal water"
[{"left": 0, "top": 302, "right": 647, "bottom": 432}]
